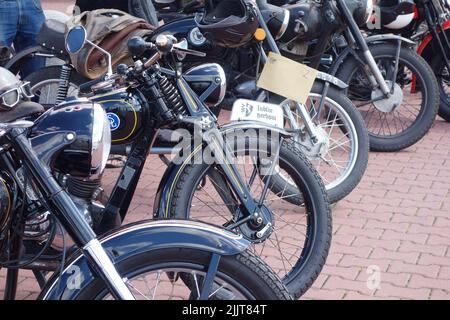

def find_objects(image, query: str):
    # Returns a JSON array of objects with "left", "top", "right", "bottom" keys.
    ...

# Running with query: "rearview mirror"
[
  {"left": 65, "top": 26, "right": 113, "bottom": 78},
  {"left": 65, "top": 26, "right": 87, "bottom": 54}
]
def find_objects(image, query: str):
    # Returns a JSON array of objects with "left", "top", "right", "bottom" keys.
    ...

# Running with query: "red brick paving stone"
[
  {"left": 7, "top": 0, "right": 450, "bottom": 299},
  {"left": 388, "top": 262, "right": 440, "bottom": 278},
  {"left": 374, "top": 284, "right": 431, "bottom": 300},
  {"left": 430, "top": 289, "right": 450, "bottom": 299},
  {"left": 303, "top": 288, "right": 346, "bottom": 300},
  {"left": 356, "top": 271, "right": 410, "bottom": 287},
  {"left": 321, "top": 265, "right": 361, "bottom": 281}
]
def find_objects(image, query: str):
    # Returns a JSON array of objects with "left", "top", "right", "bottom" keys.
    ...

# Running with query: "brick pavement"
[{"left": 1, "top": 0, "right": 450, "bottom": 300}]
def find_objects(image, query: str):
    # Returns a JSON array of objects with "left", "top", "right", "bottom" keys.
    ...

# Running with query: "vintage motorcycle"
[
  {"left": 0, "top": 54, "right": 291, "bottom": 300},
  {"left": 368, "top": 0, "right": 450, "bottom": 122},
  {"left": 16, "top": 1, "right": 370, "bottom": 205}
]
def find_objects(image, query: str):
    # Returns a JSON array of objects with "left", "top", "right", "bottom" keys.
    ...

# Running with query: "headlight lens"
[{"left": 91, "top": 104, "right": 111, "bottom": 175}]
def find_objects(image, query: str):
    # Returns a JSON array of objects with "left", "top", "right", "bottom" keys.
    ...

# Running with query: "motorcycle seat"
[
  {"left": 37, "top": 19, "right": 67, "bottom": 55},
  {"left": 0, "top": 101, "right": 44, "bottom": 123}
]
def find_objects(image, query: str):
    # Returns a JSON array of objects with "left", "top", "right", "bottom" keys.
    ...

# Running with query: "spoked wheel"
[
  {"left": 25, "top": 65, "right": 87, "bottom": 109},
  {"left": 337, "top": 44, "right": 439, "bottom": 152},
  {"left": 77, "top": 249, "right": 291, "bottom": 300},
  {"left": 268, "top": 82, "right": 369, "bottom": 203},
  {"left": 166, "top": 133, "right": 332, "bottom": 299},
  {"left": 431, "top": 55, "right": 450, "bottom": 122}
]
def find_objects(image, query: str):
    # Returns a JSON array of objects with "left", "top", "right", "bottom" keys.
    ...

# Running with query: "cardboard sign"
[{"left": 257, "top": 52, "right": 318, "bottom": 104}]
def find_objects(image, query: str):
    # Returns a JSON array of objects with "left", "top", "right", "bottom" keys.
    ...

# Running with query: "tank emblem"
[{"left": 107, "top": 113, "right": 121, "bottom": 131}]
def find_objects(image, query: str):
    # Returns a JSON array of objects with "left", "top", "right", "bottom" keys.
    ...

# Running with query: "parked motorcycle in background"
[{"left": 368, "top": 0, "right": 450, "bottom": 122}]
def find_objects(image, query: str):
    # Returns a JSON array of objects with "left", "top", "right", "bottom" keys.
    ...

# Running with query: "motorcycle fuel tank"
[{"left": 91, "top": 88, "right": 144, "bottom": 146}]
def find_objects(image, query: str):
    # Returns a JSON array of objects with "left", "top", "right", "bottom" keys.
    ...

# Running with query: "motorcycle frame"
[{"left": 98, "top": 64, "right": 285, "bottom": 234}]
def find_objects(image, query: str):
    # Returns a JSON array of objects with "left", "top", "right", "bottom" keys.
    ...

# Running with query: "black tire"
[
  {"left": 76, "top": 248, "right": 292, "bottom": 300},
  {"left": 268, "top": 82, "right": 369, "bottom": 204},
  {"left": 337, "top": 43, "right": 439, "bottom": 152},
  {"left": 430, "top": 53, "right": 450, "bottom": 122},
  {"left": 167, "top": 135, "right": 332, "bottom": 299},
  {"left": 25, "top": 65, "right": 88, "bottom": 109}
]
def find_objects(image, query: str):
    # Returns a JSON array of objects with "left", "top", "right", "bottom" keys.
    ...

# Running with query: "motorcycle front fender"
[
  {"left": 365, "top": 34, "right": 415, "bottom": 47},
  {"left": 153, "top": 123, "right": 293, "bottom": 219},
  {"left": 39, "top": 220, "right": 249, "bottom": 300}
]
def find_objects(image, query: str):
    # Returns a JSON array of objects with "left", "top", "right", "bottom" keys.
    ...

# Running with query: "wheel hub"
[
  {"left": 372, "top": 81, "right": 404, "bottom": 113},
  {"left": 236, "top": 205, "right": 275, "bottom": 243},
  {"left": 298, "top": 125, "right": 330, "bottom": 159}
]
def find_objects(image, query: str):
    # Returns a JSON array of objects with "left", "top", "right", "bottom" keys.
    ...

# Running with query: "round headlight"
[{"left": 91, "top": 103, "right": 111, "bottom": 175}]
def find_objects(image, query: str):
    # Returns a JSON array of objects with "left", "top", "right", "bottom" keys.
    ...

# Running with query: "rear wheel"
[{"left": 25, "top": 65, "right": 87, "bottom": 109}]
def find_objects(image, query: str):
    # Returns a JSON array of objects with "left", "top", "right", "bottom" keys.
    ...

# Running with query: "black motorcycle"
[
  {"left": 4, "top": 10, "right": 334, "bottom": 298},
  {"left": 0, "top": 60, "right": 291, "bottom": 300}
]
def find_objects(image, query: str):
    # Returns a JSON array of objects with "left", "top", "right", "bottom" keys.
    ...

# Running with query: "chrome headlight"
[{"left": 91, "top": 103, "right": 111, "bottom": 175}]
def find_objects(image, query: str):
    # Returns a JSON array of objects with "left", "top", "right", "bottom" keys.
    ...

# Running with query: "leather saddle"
[{"left": 36, "top": 19, "right": 68, "bottom": 60}]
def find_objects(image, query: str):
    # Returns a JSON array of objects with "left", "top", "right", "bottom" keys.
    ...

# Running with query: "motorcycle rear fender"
[
  {"left": 153, "top": 123, "right": 292, "bottom": 219},
  {"left": 39, "top": 220, "right": 249, "bottom": 300},
  {"left": 5, "top": 45, "right": 66, "bottom": 74},
  {"left": 417, "top": 20, "right": 450, "bottom": 64}
]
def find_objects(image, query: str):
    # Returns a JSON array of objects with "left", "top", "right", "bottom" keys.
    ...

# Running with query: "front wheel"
[
  {"left": 77, "top": 248, "right": 292, "bottom": 300},
  {"left": 166, "top": 135, "right": 332, "bottom": 299},
  {"left": 337, "top": 43, "right": 439, "bottom": 152}
]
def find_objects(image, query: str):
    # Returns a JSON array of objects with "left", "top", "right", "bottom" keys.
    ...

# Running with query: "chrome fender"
[{"left": 40, "top": 220, "right": 249, "bottom": 300}]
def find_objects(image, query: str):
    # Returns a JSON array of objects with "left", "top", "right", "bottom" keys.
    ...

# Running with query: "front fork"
[
  {"left": 255, "top": 6, "right": 325, "bottom": 144},
  {"left": 334, "top": 0, "right": 393, "bottom": 97},
  {"left": 202, "top": 125, "right": 280, "bottom": 239}
]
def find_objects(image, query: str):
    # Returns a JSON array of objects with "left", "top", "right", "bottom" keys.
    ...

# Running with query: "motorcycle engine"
[{"left": 27, "top": 99, "right": 111, "bottom": 249}]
